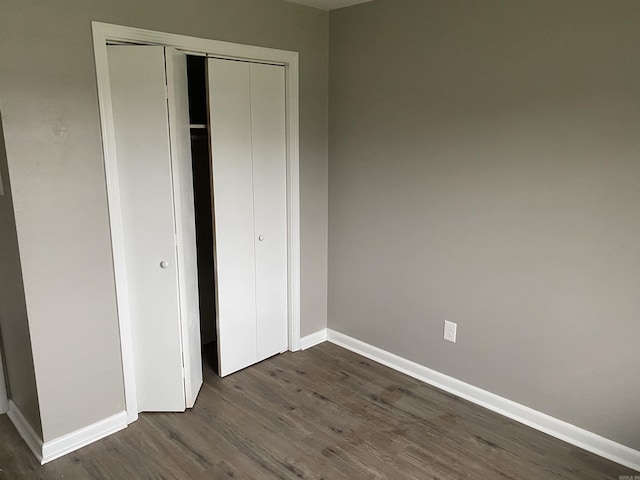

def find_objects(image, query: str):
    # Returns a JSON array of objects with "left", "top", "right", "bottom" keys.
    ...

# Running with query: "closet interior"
[{"left": 186, "top": 55, "right": 218, "bottom": 373}]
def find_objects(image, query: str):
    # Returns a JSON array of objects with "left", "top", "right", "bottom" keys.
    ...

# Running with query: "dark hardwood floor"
[{"left": 0, "top": 342, "right": 635, "bottom": 479}]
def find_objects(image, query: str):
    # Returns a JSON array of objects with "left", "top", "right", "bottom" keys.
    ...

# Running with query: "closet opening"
[
  {"left": 93, "top": 21, "right": 301, "bottom": 420},
  {"left": 186, "top": 55, "right": 218, "bottom": 375}
]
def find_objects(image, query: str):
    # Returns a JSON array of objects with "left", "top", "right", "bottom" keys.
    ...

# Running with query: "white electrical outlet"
[{"left": 444, "top": 320, "right": 457, "bottom": 343}]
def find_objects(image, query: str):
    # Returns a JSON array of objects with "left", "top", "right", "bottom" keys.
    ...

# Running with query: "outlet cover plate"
[{"left": 444, "top": 320, "right": 457, "bottom": 343}]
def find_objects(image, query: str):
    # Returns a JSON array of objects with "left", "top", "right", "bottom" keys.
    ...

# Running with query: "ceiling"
[{"left": 284, "top": 0, "right": 374, "bottom": 10}]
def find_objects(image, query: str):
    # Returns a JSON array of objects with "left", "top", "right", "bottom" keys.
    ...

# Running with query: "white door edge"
[{"left": 92, "top": 22, "right": 301, "bottom": 423}]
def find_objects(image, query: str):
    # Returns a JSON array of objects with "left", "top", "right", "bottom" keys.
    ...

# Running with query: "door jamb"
[{"left": 91, "top": 22, "right": 301, "bottom": 424}]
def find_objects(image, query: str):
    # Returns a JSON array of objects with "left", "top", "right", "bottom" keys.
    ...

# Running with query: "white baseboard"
[
  {"left": 0, "top": 356, "right": 8, "bottom": 414},
  {"left": 0, "top": 391, "right": 8, "bottom": 415},
  {"left": 41, "top": 411, "right": 127, "bottom": 464},
  {"left": 299, "top": 328, "right": 328, "bottom": 350},
  {"left": 7, "top": 400, "right": 44, "bottom": 463},
  {"left": 327, "top": 329, "right": 640, "bottom": 472}
]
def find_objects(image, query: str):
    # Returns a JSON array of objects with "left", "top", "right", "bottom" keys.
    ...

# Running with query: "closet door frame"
[{"left": 92, "top": 22, "right": 301, "bottom": 424}]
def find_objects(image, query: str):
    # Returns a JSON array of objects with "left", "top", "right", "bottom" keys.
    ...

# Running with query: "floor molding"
[
  {"left": 0, "top": 358, "right": 8, "bottom": 414},
  {"left": 326, "top": 329, "right": 640, "bottom": 472},
  {"left": 41, "top": 411, "right": 127, "bottom": 464},
  {"left": 7, "top": 400, "right": 43, "bottom": 463},
  {"left": 299, "top": 328, "right": 328, "bottom": 350},
  {"left": 0, "top": 394, "right": 8, "bottom": 415}
]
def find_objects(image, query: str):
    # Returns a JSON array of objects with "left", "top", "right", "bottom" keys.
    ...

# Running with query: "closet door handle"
[
  {"left": 258, "top": 235, "right": 265, "bottom": 242},
  {"left": 160, "top": 261, "right": 170, "bottom": 269}
]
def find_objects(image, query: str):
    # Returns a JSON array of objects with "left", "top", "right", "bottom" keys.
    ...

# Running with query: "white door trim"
[{"left": 91, "top": 22, "right": 301, "bottom": 424}]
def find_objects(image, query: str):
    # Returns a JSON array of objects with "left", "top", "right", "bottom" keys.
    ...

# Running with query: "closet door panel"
[
  {"left": 108, "top": 46, "right": 186, "bottom": 411},
  {"left": 208, "top": 59, "right": 258, "bottom": 377},
  {"left": 166, "top": 48, "right": 202, "bottom": 407},
  {"left": 250, "top": 63, "right": 288, "bottom": 361}
]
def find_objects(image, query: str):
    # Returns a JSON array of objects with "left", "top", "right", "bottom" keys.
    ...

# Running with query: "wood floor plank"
[{"left": 0, "top": 343, "right": 636, "bottom": 479}]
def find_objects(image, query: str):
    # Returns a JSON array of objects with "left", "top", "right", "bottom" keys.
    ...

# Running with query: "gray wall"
[
  {"left": 0, "top": 0, "right": 328, "bottom": 441},
  {"left": 0, "top": 114, "right": 42, "bottom": 436},
  {"left": 329, "top": 0, "right": 640, "bottom": 450}
]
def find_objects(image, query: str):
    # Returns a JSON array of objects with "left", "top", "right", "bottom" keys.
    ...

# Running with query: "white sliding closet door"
[
  {"left": 208, "top": 58, "right": 288, "bottom": 377},
  {"left": 108, "top": 46, "right": 202, "bottom": 411}
]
